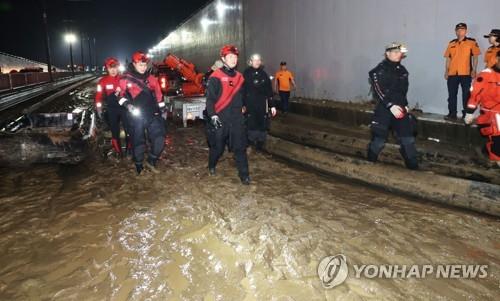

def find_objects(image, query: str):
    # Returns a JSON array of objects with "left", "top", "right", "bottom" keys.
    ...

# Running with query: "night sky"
[{"left": 0, "top": 0, "right": 208, "bottom": 69}]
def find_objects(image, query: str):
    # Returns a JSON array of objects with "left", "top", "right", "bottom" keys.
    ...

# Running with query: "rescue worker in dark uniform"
[
  {"left": 95, "top": 57, "right": 129, "bottom": 157},
  {"left": 464, "top": 50, "right": 500, "bottom": 167},
  {"left": 205, "top": 45, "right": 250, "bottom": 185},
  {"left": 367, "top": 42, "right": 419, "bottom": 170},
  {"left": 242, "top": 53, "right": 276, "bottom": 151},
  {"left": 118, "top": 51, "right": 166, "bottom": 175}
]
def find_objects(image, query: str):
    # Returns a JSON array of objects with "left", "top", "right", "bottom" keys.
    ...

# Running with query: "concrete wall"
[
  {"left": 149, "top": 0, "right": 498, "bottom": 114},
  {"left": 150, "top": 0, "right": 244, "bottom": 74}
]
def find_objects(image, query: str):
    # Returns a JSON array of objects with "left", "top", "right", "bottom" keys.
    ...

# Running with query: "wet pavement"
[{"left": 0, "top": 84, "right": 499, "bottom": 300}]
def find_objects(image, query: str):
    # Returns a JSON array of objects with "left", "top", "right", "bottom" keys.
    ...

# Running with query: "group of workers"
[
  {"left": 95, "top": 51, "right": 166, "bottom": 175},
  {"left": 94, "top": 24, "right": 499, "bottom": 183},
  {"left": 368, "top": 24, "right": 500, "bottom": 169},
  {"left": 94, "top": 45, "right": 286, "bottom": 183}
]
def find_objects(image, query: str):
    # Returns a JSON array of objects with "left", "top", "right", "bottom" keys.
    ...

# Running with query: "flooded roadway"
[{"left": 0, "top": 85, "right": 499, "bottom": 300}]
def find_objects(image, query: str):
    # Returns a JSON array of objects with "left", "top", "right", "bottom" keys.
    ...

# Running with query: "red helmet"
[
  {"left": 220, "top": 44, "right": 239, "bottom": 58},
  {"left": 132, "top": 51, "right": 150, "bottom": 63},
  {"left": 104, "top": 57, "right": 119, "bottom": 68}
]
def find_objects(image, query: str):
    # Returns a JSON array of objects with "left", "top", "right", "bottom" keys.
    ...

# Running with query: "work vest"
[
  {"left": 209, "top": 68, "right": 244, "bottom": 113},
  {"left": 468, "top": 68, "right": 500, "bottom": 138},
  {"left": 96, "top": 75, "right": 121, "bottom": 108}
]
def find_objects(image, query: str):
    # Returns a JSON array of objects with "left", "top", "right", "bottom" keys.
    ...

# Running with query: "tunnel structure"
[{"left": 148, "top": 0, "right": 498, "bottom": 115}]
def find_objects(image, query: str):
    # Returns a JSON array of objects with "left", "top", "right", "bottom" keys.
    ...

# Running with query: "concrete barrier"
[
  {"left": 286, "top": 98, "right": 486, "bottom": 149},
  {"left": 265, "top": 136, "right": 500, "bottom": 217},
  {"left": 270, "top": 114, "right": 500, "bottom": 185}
]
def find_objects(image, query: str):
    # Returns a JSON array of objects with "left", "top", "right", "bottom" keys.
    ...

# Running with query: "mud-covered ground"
[{"left": 0, "top": 85, "right": 498, "bottom": 300}]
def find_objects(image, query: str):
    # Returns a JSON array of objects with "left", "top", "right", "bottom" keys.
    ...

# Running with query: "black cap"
[
  {"left": 280, "top": 61, "right": 287, "bottom": 66},
  {"left": 455, "top": 23, "right": 467, "bottom": 30},
  {"left": 484, "top": 29, "right": 500, "bottom": 38}
]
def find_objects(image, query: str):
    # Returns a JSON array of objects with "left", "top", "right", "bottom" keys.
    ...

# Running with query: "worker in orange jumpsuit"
[
  {"left": 464, "top": 50, "right": 500, "bottom": 167},
  {"left": 95, "top": 57, "right": 129, "bottom": 157}
]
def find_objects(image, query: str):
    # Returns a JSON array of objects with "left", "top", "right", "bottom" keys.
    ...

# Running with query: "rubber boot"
[
  {"left": 145, "top": 157, "right": 160, "bottom": 174},
  {"left": 135, "top": 163, "right": 144, "bottom": 175},
  {"left": 209, "top": 167, "right": 216, "bottom": 176},
  {"left": 111, "top": 138, "right": 122, "bottom": 157},
  {"left": 255, "top": 141, "right": 264, "bottom": 152},
  {"left": 404, "top": 158, "right": 419, "bottom": 170},
  {"left": 240, "top": 175, "right": 251, "bottom": 185},
  {"left": 367, "top": 149, "right": 379, "bottom": 162}
]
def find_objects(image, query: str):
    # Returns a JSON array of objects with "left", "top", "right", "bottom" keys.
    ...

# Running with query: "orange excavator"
[{"left": 155, "top": 54, "right": 205, "bottom": 96}]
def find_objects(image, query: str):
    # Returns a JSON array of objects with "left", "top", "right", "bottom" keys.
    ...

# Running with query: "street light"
[{"left": 64, "top": 33, "right": 77, "bottom": 76}]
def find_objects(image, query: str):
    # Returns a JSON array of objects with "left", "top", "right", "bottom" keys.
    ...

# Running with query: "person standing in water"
[{"left": 205, "top": 45, "right": 250, "bottom": 185}]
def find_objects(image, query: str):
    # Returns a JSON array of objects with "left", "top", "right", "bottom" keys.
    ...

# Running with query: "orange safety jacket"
[{"left": 467, "top": 67, "right": 500, "bottom": 160}]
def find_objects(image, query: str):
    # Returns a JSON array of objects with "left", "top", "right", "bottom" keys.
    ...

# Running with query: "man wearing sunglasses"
[{"left": 119, "top": 51, "right": 166, "bottom": 175}]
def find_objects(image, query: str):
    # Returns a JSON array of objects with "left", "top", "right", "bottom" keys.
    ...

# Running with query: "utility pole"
[
  {"left": 80, "top": 30, "right": 84, "bottom": 71},
  {"left": 41, "top": 0, "right": 53, "bottom": 81},
  {"left": 87, "top": 36, "right": 92, "bottom": 72},
  {"left": 69, "top": 42, "right": 75, "bottom": 76},
  {"left": 93, "top": 37, "right": 97, "bottom": 71}
]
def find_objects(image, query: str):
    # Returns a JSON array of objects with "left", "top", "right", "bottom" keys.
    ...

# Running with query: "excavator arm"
[{"left": 163, "top": 54, "right": 205, "bottom": 95}]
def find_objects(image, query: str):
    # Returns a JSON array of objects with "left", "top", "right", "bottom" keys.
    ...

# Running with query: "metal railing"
[
  {"left": 0, "top": 72, "right": 88, "bottom": 92},
  {"left": 0, "top": 74, "right": 95, "bottom": 112}
]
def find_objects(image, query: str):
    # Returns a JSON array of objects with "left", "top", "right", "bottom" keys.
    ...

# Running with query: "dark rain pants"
[
  {"left": 367, "top": 104, "right": 418, "bottom": 170},
  {"left": 129, "top": 113, "right": 166, "bottom": 164}
]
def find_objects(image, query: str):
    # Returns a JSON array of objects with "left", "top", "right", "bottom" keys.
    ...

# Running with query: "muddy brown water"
[{"left": 0, "top": 85, "right": 498, "bottom": 300}]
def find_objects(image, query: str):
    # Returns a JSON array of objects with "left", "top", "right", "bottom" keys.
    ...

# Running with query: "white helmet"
[
  {"left": 385, "top": 42, "right": 408, "bottom": 54},
  {"left": 248, "top": 53, "right": 263, "bottom": 66}
]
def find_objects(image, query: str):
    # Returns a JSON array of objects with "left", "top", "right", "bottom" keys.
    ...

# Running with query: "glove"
[
  {"left": 464, "top": 113, "right": 475, "bottom": 125},
  {"left": 270, "top": 107, "right": 277, "bottom": 117},
  {"left": 119, "top": 97, "right": 129, "bottom": 107},
  {"left": 210, "top": 115, "right": 222, "bottom": 129},
  {"left": 389, "top": 105, "right": 405, "bottom": 119},
  {"left": 96, "top": 109, "right": 103, "bottom": 120},
  {"left": 158, "top": 101, "right": 167, "bottom": 112}
]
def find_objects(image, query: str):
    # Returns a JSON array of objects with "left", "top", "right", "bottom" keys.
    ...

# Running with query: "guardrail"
[
  {"left": 0, "top": 72, "right": 88, "bottom": 92},
  {"left": 0, "top": 74, "right": 95, "bottom": 112}
]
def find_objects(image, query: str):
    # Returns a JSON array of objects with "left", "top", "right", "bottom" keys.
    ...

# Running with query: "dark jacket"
[
  {"left": 369, "top": 59, "right": 409, "bottom": 108},
  {"left": 119, "top": 64, "right": 163, "bottom": 118},
  {"left": 206, "top": 66, "right": 245, "bottom": 123},
  {"left": 242, "top": 66, "right": 274, "bottom": 131}
]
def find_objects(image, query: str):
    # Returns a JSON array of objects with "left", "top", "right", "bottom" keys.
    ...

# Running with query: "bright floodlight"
[
  {"left": 200, "top": 17, "right": 217, "bottom": 31},
  {"left": 64, "top": 33, "right": 77, "bottom": 44},
  {"left": 216, "top": 1, "right": 229, "bottom": 19}
]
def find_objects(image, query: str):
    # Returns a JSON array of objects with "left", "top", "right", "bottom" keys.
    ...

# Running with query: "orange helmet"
[
  {"left": 220, "top": 44, "right": 239, "bottom": 58},
  {"left": 132, "top": 51, "right": 149, "bottom": 63},
  {"left": 104, "top": 57, "right": 119, "bottom": 68}
]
